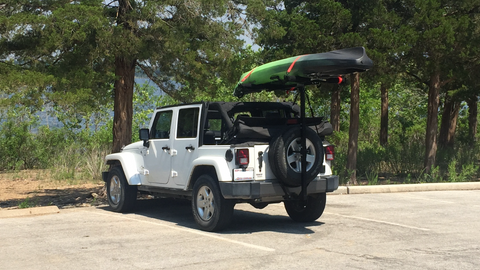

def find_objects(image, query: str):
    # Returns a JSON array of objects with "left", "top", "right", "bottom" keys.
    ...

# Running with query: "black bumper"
[{"left": 219, "top": 175, "right": 339, "bottom": 200}]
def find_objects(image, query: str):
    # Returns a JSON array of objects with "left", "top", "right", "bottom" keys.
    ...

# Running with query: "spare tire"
[{"left": 268, "top": 127, "right": 324, "bottom": 187}]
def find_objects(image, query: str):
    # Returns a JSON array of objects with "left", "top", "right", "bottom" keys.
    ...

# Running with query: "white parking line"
[
  {"left": 404, "top": 194, "right": 455, "bottom": 204},
  {"left": 325, "top": 212, "right": 430, "bottom": 231},
  {"left": 89, "top": 210, "right": 276, "bottom": 252}
]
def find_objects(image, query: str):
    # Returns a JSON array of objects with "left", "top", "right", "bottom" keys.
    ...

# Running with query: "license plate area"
[{"left": 233, "top": 168, "right": 254, "bottom": 181}]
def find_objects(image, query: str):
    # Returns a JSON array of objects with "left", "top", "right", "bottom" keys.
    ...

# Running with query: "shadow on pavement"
[
  {"left": 99, "top": 198, "right": 322, "bottom": 235},
  {"left": 0, "top": 186, "right": 106, "bottom": 209}
]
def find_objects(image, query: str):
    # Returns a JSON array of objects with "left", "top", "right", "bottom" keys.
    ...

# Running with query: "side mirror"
[{"left": 139, "top": 128, "right": 150, "bottom": 147}]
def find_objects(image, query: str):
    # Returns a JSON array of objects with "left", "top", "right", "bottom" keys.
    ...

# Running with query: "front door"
[{"left": 143, "top": 109, "right": 174, "bottom": 185}]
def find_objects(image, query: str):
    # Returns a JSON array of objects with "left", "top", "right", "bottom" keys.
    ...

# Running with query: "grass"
[
  {"left": 18, "top": 197, "right": 36, "bottom": 209},
  {"left": 365, "top": 170, "right": 379, "bottom": 185}
]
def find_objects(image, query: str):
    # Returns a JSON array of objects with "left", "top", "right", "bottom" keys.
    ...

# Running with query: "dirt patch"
[{"left": 0, "top": 170, "right": 107, "bottom": 209}]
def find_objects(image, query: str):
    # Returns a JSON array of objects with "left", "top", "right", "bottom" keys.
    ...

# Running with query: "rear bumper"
[{"left": 219, "top": 175, "right": 339, "bottom": 200}]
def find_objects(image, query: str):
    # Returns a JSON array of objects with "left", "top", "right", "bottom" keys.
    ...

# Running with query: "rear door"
[{"left": 170, "top": 104, "right": 202, "bottom": 188}]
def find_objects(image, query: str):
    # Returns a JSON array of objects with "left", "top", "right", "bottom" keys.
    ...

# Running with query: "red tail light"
[
  {"left": 286, "top": 118, "right": 298, "bottom": 125},
  {"left": 236, "top": 149, "right": 249, "bottom": 166},
  {"left": 325, "top": 145, "right": 334, "bottom": 160}
]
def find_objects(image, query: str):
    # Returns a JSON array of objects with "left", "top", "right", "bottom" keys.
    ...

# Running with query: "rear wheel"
[
  {"left": 106, "top": 167, "right": 137, "bottom": 212},
  {"left": 284, "top": 193, "right": 326, "bottom": 222},
  {"left": 192, "top": 174, "right": 235, "bottom": 232}
]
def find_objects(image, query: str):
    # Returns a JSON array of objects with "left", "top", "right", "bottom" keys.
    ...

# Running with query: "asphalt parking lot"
[{"left": 1, "top": 190, "right": 479, "bottom": 270}]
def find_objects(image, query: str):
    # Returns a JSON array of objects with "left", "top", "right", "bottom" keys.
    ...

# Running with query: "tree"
[
  {"left": 363, "top": 1, "right": 404, "bottom": 147},
  {"left": 330, "top": 85, "right": 341, "bottom": 132},
  {"left": 0, "top": 0, "right": 112, "bottom": 125},
  {"left": 346, "top": 73, "right": 360, "bottom": 184},
  {"left": 396, "top": 0, "right": 480, "bottom": 173},
  {"left": 0, "top": 0, "right": 244, "bottom": 153},
  {"left": 380, "top": 83, "right": 389, "bottom": 146},
  {"left": 247, "top": 0, "right": 371, "bottom": 183},
  {"left": 467, "top": 95, "right": 478, "bottom": 145},
  {"left": 438, "top": 91, "right": 460, "bottom": 149}
]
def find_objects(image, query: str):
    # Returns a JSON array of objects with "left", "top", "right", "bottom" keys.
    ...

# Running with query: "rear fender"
[
  {"left": 105, "top": 152, "right": 144, "bottom": 185},
  {"left": 186, "top": 157, "right": 233, "bottom": 189}
]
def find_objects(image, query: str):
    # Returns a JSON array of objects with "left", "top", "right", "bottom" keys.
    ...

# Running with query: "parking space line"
[
  {"left": 325, "top": 212, "right": 430, "bottom": 231},
  {"left": 404, "top": 194, "right": 456, "bottom": 204},
  {"left": 89, "top": 210, "right": 276, "bottom": 252}
]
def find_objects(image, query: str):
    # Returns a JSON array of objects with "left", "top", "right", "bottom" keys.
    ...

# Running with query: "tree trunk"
[
  {"left": 330, "top": 84, "right": 341, "bottom": 132},
  {"left": 439, "top": 92, "right": 460, "bottom": 149},
  {"left": 446, "top": 101, "right": 460, "bottom": 148},
  {"left": 112, "top": 56, "right": 136, "bottom": 153},
  {"left": 112, "top": 0, "right": 136, "bottom": 153},
  {"left": 346, "top": 73, "right": 360, "bottom": 185},
  {"left": 424, "top": 71, "right": 441, "bottom": 173},
  {"left": 467, "top": 96, "right": 478, "bottom": 146},
  {"left": 380, "top": 83, "right": 388, "bottom": 146},
  {"left": 439, "top": 92, "right": 453, "bottom": 148}
]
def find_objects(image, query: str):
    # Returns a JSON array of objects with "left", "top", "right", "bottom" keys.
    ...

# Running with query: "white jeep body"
[{"left": 103, "top": 101, "right": 339, "bottom": 231}]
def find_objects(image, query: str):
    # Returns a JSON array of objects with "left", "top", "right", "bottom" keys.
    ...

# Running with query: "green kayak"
[{"left": 234, "top": 47, "right": 373, "bottom": 98}]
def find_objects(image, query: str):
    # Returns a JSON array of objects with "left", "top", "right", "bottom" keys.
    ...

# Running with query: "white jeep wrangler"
[
  {"left": 103, "top": 101, "right": 338, "bottom": 231},
  {"left": 103, "top": 47, "right": 372, "bottom": 231}
]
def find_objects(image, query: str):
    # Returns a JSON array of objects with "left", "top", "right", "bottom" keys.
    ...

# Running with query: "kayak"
[{"left": 233, "top": 47, "right": 373, "bottom": 98}]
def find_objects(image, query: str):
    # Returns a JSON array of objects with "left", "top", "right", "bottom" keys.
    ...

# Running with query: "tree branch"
[
  {"left": 440, "top": 77, "right": 455, "bottom": 88},
  {"left": 406, "top": 71, "right": 429, "bottom": 86},
  {"left": 137, "top": 63, "right": 188, "bottom": 103}
]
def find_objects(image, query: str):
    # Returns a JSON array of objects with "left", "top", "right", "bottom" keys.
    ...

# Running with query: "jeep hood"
[{"left": 233, "top": 47, "right": 373, "bottom": 98}]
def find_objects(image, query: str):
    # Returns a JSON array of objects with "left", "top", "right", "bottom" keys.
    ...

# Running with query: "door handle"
[
  {"left": 186, "top": 145, "right": 195, "bottom": 151},
  {"left": 162, "top": 146, "right": 170, "bottom": 152}
]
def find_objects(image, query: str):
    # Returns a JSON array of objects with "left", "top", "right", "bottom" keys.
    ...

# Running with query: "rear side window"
[
  {"left": 177, "top": 108, "right": 199, "bottom": 138},
  {"left": 151, "top": 110, "right": 173, "bottom": 139}
]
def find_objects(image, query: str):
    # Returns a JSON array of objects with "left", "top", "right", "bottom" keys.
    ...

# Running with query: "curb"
[
  {"left": 330, "top": 182, "right": 480, "bottom": 195},
  {"left": 0, "top": 206, "right": 60, "bottom": 218}
]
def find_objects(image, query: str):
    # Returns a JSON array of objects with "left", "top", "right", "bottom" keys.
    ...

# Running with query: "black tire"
[
  {"left": 268, "top": 127, "right": 324, "bottom": 187},
  {"left": 192, "top": 174, "right": 235, "bottom": 232},
  {"left": 106, "top": 166, "right": 137, "bottom": 212},
  {"left": 284, "top": 193, "right": 326, "bottom": 222}
]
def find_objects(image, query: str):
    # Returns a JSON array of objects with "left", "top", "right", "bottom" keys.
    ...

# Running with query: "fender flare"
[
  {"left": 105, "top": 152, "right": 144, "bottom": 185},
  {"left": 187, "top": 156, "right": 232, "bottom": 188}
]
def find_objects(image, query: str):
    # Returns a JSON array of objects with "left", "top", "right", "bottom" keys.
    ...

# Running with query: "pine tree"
[{"left": 0, "top": 0, "right": 244, "bottom": 152}]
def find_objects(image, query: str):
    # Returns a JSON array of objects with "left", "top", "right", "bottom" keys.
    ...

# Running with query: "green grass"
[{"left": 18, "top": 197, "right": 36, "bottom": 209}]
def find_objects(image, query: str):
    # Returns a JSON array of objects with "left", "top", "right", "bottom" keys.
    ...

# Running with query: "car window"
[
  {"left": 151, "top": 110, "right": 173, "bottom": 139},
  {"left": 177, "top": 108, "right": 199, "bottom": 138},
  {"left": 207, "top": 118, "right": 222, "bottom": 132}
]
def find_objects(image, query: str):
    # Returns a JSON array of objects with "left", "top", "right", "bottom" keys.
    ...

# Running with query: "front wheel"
[
  {"left": 106, "top": 167, "right": 137, "bottom": 212},
  {"left": 284, "top": 193, "right": 326, "bottom": 222},
  {"left": 192, "top": 174, "right": 235, "bottom": 232}
]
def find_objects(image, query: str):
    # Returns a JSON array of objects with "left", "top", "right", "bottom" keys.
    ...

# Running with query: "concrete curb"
[
  {"left": 330, "top": 182, "right": 480, "bottom": 195},
  {"left": 0, "top": 206, "right": 60, "bottom": 218}
]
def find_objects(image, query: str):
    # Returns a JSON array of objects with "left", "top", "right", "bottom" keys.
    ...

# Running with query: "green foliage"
[
  {"left": 418, "top": 166, "right": 443, "bottom": 183},
  {"left": 18, "top": 197, "right": 36, "bottom": 209},
  {"left": 1, "top": 0, "right": 480, "bottom": 185},
  {"left": 328, "top": 80, "right": 480, "bottom": 184},
  {"left": 365, "top": 170, "right": 379, "bottom": 185},
  {"left": 0, "top": 109, "right": 39, "bottom": 170},
  {"left": 447, "top": 159, "right": 478, "bottom": 183}
]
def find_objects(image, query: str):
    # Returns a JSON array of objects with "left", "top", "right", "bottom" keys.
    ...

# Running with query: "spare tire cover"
[{"left": 268, "top": 127, "right": 324, "bottom": 187}]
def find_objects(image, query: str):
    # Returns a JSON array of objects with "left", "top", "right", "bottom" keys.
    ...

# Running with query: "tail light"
[
  {"left": 236, "top": 149, "right": 249, "bottom": 166},
  {"left": 325, "top": 145, "right": 334, "bottom": 161}
]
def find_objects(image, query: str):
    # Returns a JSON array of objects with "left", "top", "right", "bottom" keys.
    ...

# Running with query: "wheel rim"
[
  {"left": 286, "top": 137, "right": 316, "bottom": 173},
  {"left": 109, "top": 175, "right": 122, "bottom": 206},
  {"left": 196, "top": 185, "right": 215, "bottom": 221}
]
